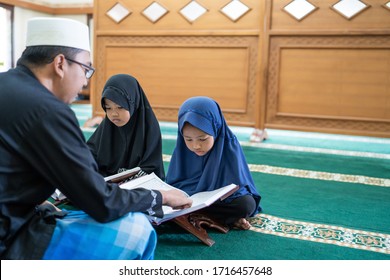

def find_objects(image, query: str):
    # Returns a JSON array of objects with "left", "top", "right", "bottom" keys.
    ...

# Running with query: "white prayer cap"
[{"left": 26, "top": 17, "right": 90, "bottom": 52}]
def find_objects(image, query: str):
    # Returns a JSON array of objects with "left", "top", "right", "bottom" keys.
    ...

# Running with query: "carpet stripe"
[
  {"left": 162, "top": 135, "right": 181, "bottom": 140},
  {"left": 162, "top": 135, "right": 390, "bottom": 160},
  {"left": 247, "top": 164, "right": 390, "bottom": 188},
  {"left": 162, "top": 155, "right": 389, "bottom": 187},
  {"left": 81, "top": 127, "right": 97, "bottom": 133},
  {"left": 76, "top": 116, "right": 89, "bottom": 120},
  {"left": 241, "top": 142, "right": 390, "bottom": 160},
  {"left": 249, "top": 214, "right": 390, "bottom": 255},
  {"left": 160, "top": 125, "right": 390, "bottom": 145},
  {"left": 266, "top": 129, "right": 390, "bottom": 145}
]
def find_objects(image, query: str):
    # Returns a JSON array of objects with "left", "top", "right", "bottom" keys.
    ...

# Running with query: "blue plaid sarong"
[{"left": 42, "top": 210, "right": 156, "bottom": 260}]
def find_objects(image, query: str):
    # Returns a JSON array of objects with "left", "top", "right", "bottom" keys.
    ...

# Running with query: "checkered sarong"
[{"left": 42, "top": 210, "right": 156, "bottom": 260}]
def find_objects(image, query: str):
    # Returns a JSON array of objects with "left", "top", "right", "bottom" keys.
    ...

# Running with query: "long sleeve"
[{"left": 19, "top": 106, "right": 163, "bottom": 222}]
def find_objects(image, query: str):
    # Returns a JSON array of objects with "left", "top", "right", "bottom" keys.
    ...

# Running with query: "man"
[{"left": 0, "top": 17, "right": 191, "bottom": 260}]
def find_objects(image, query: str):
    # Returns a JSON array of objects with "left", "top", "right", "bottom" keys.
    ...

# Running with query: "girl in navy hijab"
[
  {"left": 166, "top": 96, "right": 261, "bottom": 229},
  {"left": 87, "top": 74, "right": 165, "bottom": 179}
]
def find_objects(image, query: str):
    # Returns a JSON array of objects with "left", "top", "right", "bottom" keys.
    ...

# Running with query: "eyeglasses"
[{"left": 65, "top": 57, "right": 95, "bottom": 79}]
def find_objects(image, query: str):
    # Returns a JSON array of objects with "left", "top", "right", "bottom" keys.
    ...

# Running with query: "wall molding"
[{"left": 0, "top": 0, "right": 92, "bottom": 14}]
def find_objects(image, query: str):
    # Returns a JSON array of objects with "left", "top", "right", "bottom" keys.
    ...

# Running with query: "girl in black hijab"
[{"left": 87, "top": 74, "right": 165, "bottom": 179}]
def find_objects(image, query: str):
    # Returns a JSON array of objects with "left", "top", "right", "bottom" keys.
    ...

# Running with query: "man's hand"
[{"left": 160, "top": 189, "right": 192, "bottom": 209}]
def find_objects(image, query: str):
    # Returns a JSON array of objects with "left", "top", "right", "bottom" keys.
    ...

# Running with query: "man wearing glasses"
[{"left": 0, "top": 17, "right": 191, "bottom": 260}]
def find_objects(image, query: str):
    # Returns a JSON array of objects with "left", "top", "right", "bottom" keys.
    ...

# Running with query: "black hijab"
[{"left": 87, "top": 74, "right": 165, "bottom": 179}]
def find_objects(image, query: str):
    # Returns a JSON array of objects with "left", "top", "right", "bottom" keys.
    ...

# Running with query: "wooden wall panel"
[
  {"left": 271, "top": 0, "right": 390, "bottom": 32},
  {"left": 263, "top": 0, "right": 390, "bottom": 137},
  {"left": 266, "top": 35, "right": 390, "bottom": 137},
  {"left": 277, "top": 48, "right": 390, "bottom": 120},
  {"left": 106, "top": 46, "right": 249, "bottom": 109},
  {"left": 93, "top": 0, "right": 390, "bottom": 137},
  {"left": 95, "top": 0, "right": 262, "bottom": 32},
  {"left": 95, "top": 35, "right": 258, "bottom": 125},
  {"left": 92, "top": 0, "right": 265, "bottom": 127}
]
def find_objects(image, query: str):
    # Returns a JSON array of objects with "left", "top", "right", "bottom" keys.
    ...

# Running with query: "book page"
[
  {"left": 152, "top": 183, "right": 239, "bottom": 223},
  {"left": 119, "top": 173, "right": 186, "bottom": 194},
  {"left": 119, "top": 173, "right": 238, "bottom": 224},
  {"left": 189, "top": 184, "right": 237, "bottom": 206},
  {"left": 104, "top": 167, "right": 141, "bottom": 182}
]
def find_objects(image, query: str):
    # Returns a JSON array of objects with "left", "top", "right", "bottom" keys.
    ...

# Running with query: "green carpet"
[
  {"left": 72, "top": 104, "right": 390, "bottom": 260},
  {"left": 154, "top": 223, "right": 389, "bottom": 260},
  {"left": 156, "top": 140, "right": 390, "bottom": 259}
]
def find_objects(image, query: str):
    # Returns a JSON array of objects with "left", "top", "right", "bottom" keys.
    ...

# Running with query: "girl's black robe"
[{"left": 86, "top": 74, "right": 165, "bottom": 180}]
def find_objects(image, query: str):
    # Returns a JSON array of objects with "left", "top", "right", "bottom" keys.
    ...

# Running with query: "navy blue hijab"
[{"left": 166, "top": 96, "right": 261, "bottom": 216}]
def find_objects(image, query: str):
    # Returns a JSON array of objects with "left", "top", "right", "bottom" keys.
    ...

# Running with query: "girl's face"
[
  {"left": 103, "top": 98, "right": 130, "bottom": 127},
  {"left": 182, "top": 123, "right": 214, "bottom": 156}
]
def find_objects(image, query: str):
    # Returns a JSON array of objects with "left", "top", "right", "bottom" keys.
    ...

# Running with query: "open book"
[
  {"left": 116, "top": 170, "right": 239, "bottom": 225},
  {"left": 104, "top": 167, "right": 142, "bottom": 183}
]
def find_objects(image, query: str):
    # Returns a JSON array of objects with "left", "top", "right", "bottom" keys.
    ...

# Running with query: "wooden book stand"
[{"left": 173, "top": 211, "right": 229, "bottom": 246}]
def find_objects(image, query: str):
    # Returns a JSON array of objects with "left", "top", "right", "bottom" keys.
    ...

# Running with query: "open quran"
[
  {"left": 108, "top": 168, "right": 239, "bottom": 246},
  {"left": 51, "top": 167, "right": 238, "bottom": 246},
  {"left": 110, "top": 168, "right": 238, "bottom": 225}
]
